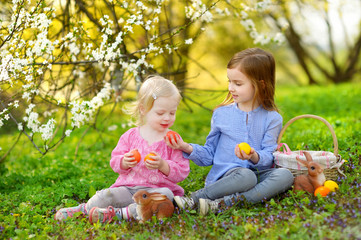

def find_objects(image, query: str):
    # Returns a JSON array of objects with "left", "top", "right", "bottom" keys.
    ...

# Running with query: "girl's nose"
[{"left": 163, "top": 114, "right": 171, "bottom": 121}]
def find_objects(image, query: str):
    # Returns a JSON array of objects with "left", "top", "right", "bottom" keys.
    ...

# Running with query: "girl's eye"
[{"left": 228, "top": 80, "right": 242, "bottom": 86}]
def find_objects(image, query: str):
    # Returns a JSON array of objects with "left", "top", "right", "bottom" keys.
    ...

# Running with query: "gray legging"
[
  {"left": 85, "top": 186, "right": 174, "bottom": 218},
  {"left": 191, "top": 167, "right": 293, "bottom": 205}
]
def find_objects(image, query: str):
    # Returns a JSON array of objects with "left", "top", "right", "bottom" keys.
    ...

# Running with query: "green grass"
[{"left": 1, "top": 83, "right": 361, "bottom": 239}]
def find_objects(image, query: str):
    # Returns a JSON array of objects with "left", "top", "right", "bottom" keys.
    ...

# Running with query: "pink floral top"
[{"left": 109, "top": 127, "right": 190, "bottom": 196}]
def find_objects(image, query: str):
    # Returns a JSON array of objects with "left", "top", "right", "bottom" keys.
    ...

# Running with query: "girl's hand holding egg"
[
  {"left": 144, "top": 152, "right": 163, "bottom": 170},
  {"left": 144, "top": 153, "right": 156, "bottom": 162},
  {"left": 238, "top": 142, "right": 251, "bottom": 155},
  {"left": 166, "top": 131, "right": 180, "bottom": 144},
  {"left": 164, "top": 131, "right": 192, "bottom": 154},
  {"left": 131, "top": 149, "right": 141, "bottom": 163},
  {"left": 235, "top": 142, "right": 254, "bottom": 160},
  {"left": 164, "top": 131, "right": 181, "bottom": 148},
  {"left": 122, "top": 149, "right": 141, "bottom": 169}
]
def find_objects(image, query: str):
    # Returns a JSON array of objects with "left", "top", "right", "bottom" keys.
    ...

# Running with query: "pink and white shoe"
[
  {"left": 89, "top": 206, "right": 118, "bottom": 224},
  {"left": 54, "top": 203, "right": 87, "bottom": 221}
]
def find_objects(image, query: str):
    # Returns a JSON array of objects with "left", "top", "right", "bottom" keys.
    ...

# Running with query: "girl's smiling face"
[
  {"left": 227, "top": 68, "right": 258, "bottom": 112},
  {"left": 142, "top": 96, "right": 178, "bottom": 133}
]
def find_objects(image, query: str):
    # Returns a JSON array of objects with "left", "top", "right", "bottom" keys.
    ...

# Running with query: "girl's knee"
[
  {"left": 275, "top": 168, "right": 294, "bottom": 180},
  {"left": 85, "top": 189, "right": 112, "bottom": 212},
  {"left": 234, "top": 168, "right": 257, "bottom": 185},
  {"left": 272, "top": 168, "right": 294, "bottom": 188}
]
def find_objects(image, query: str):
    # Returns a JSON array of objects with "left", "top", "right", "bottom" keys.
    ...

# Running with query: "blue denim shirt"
[{"left": 183, "top": 103, "right": 282, "bottom": 186}]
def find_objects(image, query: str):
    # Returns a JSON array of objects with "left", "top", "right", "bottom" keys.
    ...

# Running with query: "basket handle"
[{"left": 277, "top": 114, "right": 338, "bottom": 156}]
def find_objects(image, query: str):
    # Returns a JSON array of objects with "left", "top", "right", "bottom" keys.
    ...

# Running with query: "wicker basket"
[{"left": 273, "top": 114, "right": 345, "bottom": 181}]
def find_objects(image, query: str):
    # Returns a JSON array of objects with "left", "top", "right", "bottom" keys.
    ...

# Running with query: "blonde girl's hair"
[
  {"left": 128, "top": 75, "right": 182, "bottom": 126},
  {"left": 216, "top": 48, "right": 279, "bottom": 112}
]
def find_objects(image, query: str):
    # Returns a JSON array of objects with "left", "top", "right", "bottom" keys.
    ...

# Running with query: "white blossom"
[
  {"left": 273, "top": 32, "right": 285, "bottom": 44},
  {"left": 100, "top": 15, "right": 110, "bottom": 26},
  {"left": 65, "top": 129, "right": 72, "bottom": 137},
  {"left": 14, "top": 101, "right": 19, "bottom": 108},
  {"left": 108, "top": 125, "right": 118, "bottom": 131},
  {"left": 69, "top": 42, "right": 80, "bottom": 55},
  {"left": 27, "top": 111, "right": 40, "bottom": 133},
  {"left": 241, "top": 11, "right": 248, "bottom": 19},
  {"left": 185, "top": 0, "right": 213, "bottom": 23},
  {"left": 254, "top": 34, "right": 271, "bottom": 45},
  {"left": 257, "top": 0, "right": 271, "bottom": 11},
  {"left": 70, "top": 83, "right": 112, "bottom": 128},
  {"left": 241, "top": 19, "right": 255, "bottom": 31},
  {"left": 25, "top": 75, "right": 33, "bottom": 82},
  {"left": 39, "top": 118, "right": 56, "bottom": 141},
  {"left": 201, "top": 11, "right": 213, "bottom": 23},
  {"left": 185, "top": 38, "right": 193, "bottom": 45},
  {"left": 22, "top": 92, "right": 31, "bottom": 101}
]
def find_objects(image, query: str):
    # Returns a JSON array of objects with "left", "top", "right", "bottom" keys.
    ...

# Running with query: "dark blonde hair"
[
  {"left": 128, "top": 75, "right": 182, "bottom": 126},
  {"left": 216, "top": 48, "right": 278, "bottom": 112}
]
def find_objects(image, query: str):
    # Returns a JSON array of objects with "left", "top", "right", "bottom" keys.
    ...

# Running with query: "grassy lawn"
[{"left": 1, "top": 82, "right": 361, "bottom": 239}]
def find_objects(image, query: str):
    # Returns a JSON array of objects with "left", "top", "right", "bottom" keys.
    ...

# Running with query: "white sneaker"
[
  {"left": 174, "top": 196, "right": 196, "bottom": 209},
  {"left": 199, "top": 198, "right": 222, "bottom": 216}
]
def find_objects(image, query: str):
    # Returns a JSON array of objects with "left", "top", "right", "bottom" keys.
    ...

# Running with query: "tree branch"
[{"left": 74, "top": 0, "right": 103, "bottom": 30}]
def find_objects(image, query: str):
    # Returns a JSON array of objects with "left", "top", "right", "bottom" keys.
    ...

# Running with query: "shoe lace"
[
  {"left": 65, "top": 204, "right": 84, "bottom": 217},
  {"left": 102, "top": 206, "right": 116, "bottom": 223},
  {"left": 208, "top": 200, "right": 219, "bottom": 212},
  {"left": 184, "top": 197, "right": 195, "bottom": 207}
]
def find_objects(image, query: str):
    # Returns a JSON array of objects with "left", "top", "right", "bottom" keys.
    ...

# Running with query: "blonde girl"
[
  {"left": 55, "top": 76, "right": 189, "bottom": 223},
  {"left": 167, "top": 48, "right": 293, "bottom": 215}
]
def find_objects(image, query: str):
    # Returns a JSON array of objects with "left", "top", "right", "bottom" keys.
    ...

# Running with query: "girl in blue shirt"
[{"left": 167, "top": 48, "right": 294, "bottom": 215}]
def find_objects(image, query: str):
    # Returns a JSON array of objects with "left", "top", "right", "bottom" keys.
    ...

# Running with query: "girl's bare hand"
[
  {"left": 122, "top": 150, "right": 139, "bottom": 169},
  {"left": 234, "top": 145, "right": 255, "bottom": 160},
  {"left": 144, "top": 152, "right": 163, "bottom": 170},
  {"left": 164, "top": 134, "right": 193, "bottom": 154},
  {"left": 164, "top": 133, "right": 181, "bottom": 148}
]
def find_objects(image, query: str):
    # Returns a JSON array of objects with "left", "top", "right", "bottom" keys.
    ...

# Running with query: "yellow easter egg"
[
  {"left": 238, "top": 142, "right": 251, "bottom": 155},
  {"left": 324, "top": 180, "right": 339, "bottom": 192}
]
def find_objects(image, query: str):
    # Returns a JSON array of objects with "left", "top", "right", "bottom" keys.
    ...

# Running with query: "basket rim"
[{"left": 277, "top": 114, "right": 338, "bottom": 156}]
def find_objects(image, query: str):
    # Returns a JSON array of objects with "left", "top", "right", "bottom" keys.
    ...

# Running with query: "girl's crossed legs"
[
  {"left": 54, "top": 186, "right": 173, "bottom": 222},
  {"left": 175, "top": 167, "right": 293, "bottom": 214},
  {"left": 190, "top": 167, "right": 258, "bottom": 204},
  {"left": 222, "top": 167, "right": 294, "bottom": 205}
]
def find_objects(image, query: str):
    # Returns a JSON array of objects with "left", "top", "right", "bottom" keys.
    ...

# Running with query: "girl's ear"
[{"left": 139, "top": 104, "right": 146, "bottom": 116}]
